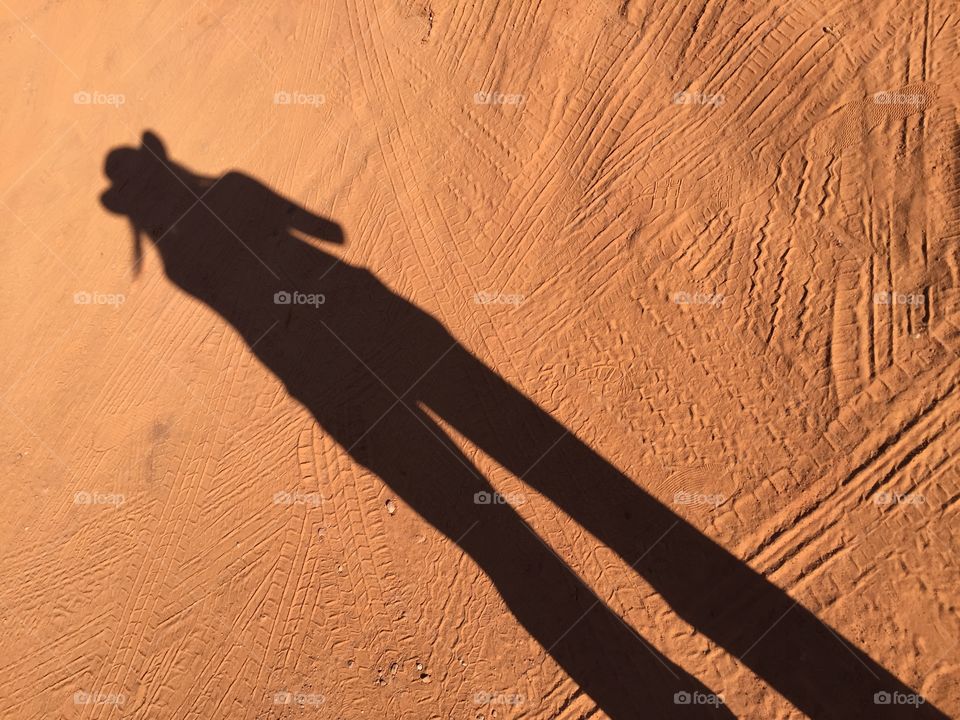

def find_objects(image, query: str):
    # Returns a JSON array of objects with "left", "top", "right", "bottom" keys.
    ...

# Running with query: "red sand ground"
[{"left": 1, "top": 1, "right": 958, "bottom": 718}]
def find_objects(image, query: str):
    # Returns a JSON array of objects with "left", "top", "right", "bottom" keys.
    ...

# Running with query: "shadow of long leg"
[
  {"left": 418, "top": 346, "right": 946, "bottom": 719},
  {"left": 347, "top": 403, "right": 734, "bottom": 719}
]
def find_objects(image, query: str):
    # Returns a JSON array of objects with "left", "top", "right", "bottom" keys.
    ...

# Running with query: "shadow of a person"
[{"left": 100, "top": 131, "right": 944, "bottom": 719}]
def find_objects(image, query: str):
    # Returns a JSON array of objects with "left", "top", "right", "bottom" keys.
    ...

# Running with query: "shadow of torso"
[{"left": 147, "top": 170, "right": 454, "bottom": 442}]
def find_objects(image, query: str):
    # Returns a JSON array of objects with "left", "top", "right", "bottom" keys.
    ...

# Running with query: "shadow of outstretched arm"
[{"left": 285, "top": 200, "right": 345, "bottom": 244}]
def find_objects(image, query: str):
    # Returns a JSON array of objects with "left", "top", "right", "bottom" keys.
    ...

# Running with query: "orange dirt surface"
[{"left": 1, "top": 1, "right": 958, "bottom": 718}]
